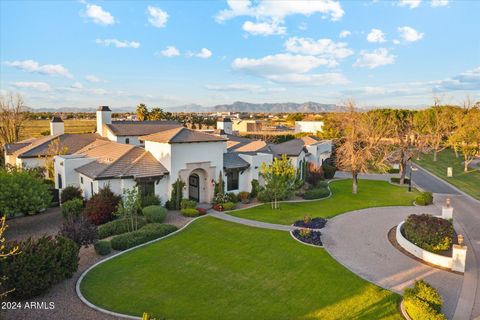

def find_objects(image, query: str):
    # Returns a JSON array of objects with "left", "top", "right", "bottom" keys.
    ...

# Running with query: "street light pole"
[{"left": 409, "top": 165, "right": 418, "bottom": 192}]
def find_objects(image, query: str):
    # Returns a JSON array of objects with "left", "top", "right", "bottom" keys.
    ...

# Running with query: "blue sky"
[{"left": 1, "top": 0, "right": 479, "bottom": 109}]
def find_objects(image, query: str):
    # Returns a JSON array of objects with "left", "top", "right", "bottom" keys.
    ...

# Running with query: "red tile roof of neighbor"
[{"left": 141, "top": 127, "right": 227, "bottom": 144}]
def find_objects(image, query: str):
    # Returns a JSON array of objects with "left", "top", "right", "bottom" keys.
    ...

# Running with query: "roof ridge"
[
  {"left": 90, "top": 144, "right": 136, "bottom": 178},
  {"left": 166, "top": 127, "right": 185, "bottom": 142},
  {"left": 14, "top": 134, "right": 59, "bottom": 157}
]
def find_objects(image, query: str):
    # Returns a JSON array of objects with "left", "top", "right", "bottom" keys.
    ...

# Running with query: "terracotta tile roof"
[
  {"left": 6, "top": 133, "right": 101, "bottom": 158},
  {"left": 105, "top": 120, "right": 181, "bottom": 136},
  {"left": 74, "top": 140, "right": 168, "bottom": 179},
  {"left": 223, "top": 152, "right": 250, "bottom": 170},
  {"left": 141, "top": 127, "right": 227, "bottom": 144}
]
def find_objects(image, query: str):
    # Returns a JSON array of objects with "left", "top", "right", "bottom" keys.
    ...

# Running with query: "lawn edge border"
[{"left": 75, "top": 215, "right": 209, "bottom": 320}]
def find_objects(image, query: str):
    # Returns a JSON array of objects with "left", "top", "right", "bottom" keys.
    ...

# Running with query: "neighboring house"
[
  {"left": 294, "top": 121, "right": 324, "bottom": 134},
  {"left": 232, "top": 119, "right": 263, "bottom": 133}
]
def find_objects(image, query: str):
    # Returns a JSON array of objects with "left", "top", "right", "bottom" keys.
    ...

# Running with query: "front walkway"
[{"left": 210, "top": 211, "right": 295, "bottom": 231}]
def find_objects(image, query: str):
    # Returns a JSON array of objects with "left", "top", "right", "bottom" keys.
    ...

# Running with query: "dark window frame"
[{"left": 226, "top": 170, "right": 239, "bottom": 191}]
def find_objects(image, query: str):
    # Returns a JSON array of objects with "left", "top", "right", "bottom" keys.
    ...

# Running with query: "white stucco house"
[{"left": 294, "top": 121, "right": 324, "bottom": 134}]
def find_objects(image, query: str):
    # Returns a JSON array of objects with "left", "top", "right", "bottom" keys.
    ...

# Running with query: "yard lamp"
[{"left": 408, "top": 166, "right": 418, "bottom": 192}]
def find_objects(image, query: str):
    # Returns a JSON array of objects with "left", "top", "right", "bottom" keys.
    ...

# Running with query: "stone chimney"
[
  {"left": 96, "top": 106, "right": 112, "bottom": 137},
  {"left": 217, "top": 117, "right": 232, "bottom": 135},
  {"left": 50, "top": 116, "right": 64, "bottom": 135}
]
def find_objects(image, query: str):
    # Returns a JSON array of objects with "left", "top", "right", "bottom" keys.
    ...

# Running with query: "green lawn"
[
  {"left": 414, "top": 149, "right": 480, "bottom": 200},
  {"left": 81, "top": 217, "right": 401, "bottom": 320},
  {"left": 230, "top": 179, "right": 419, "bottom": 225}
]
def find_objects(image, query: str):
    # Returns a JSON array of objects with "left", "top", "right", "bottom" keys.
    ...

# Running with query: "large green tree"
[
  {"left": 261, "top": 154, "right": 296, "bottom": 209},
  {"left": 448, "top": 107, "right": 480, "bottom": 172}
]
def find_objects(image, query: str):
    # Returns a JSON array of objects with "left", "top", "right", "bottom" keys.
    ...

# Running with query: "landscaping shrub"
[
  {"left": 415, "top": 192, "right": 433, "bottom": 206},
  {"left": 306, "top": 162, "right": 325, "bottom": 187},
  {"left": 97, "top": 218, "right": 147, "bottom": 239},
  {"left": 322, "top": 163, "right": 336, "bottom": 179},
  {"left": 141, "top": 194, "right": 161, "bottom": 208},
  {"left": 143, "top": 205, "right": 167, "bottom": 223},
  {"left": 59, "top": 215, "right": 98, "bottom": 247},
  {"left": 197, "top": 207, "right": 207, "bottom": 215},
  {"left": 390, "top": 177, "right": 411, "bottom": 185},
  {"left": 84, "top": 186, "right": 121, "bottom": 225},
  {"left": 222, "top": 202, "right": 236, "bottom": 211},
  {"left": 404, "top": 280, "right": 446, "bottom": 320},
  {"left": 181, "top": 208, "right": 200, "bottom": 217},
  {"left": 238, "top": 191, "right": 250, "bottom": 203},
  {"left": 387, "top": 168, "right": 400, "bottom": 174},
  {"left": 181, "top": 199, "right": 197, "bottom": 209},
  {"left": 61, "top": 198, "right": 84, "bottom": 219},
  {"left": 257, "top": 189, "right": 272, "bottom": 203},
  {"left": 225, "top": 192, "right": 238, "bottom": 203},
  {"left": 0, "top": 235, "right": 79, "bottom": 299},
  {"left": 60, "top": 185, "right": 83, "bottom": 203},
  {"left": 250, "top": 179, "right": 260, "bottom": 198},
  {"left": 0, "top": 168, "right": 51, "bottom": 217},
  {"left": 303, "top": 187, "right": 330, "bottom": 200},
  {"left": 110, "top": 224, "right": 177, "bottom": 251},
  {"left": 94, "top": 240, "right": 111, "bottom": 256},
  {"left": 294, "top": 217, "right": 327, "bottom": 229},
  {"left": 403, "top": 214, "right": 453, "bottom": 253},
  {"left": 168, "top": 179, "right": 185, "bottom": 210},
  {"left": 292, "top": 229, "right": 322, "bottom": 246}
]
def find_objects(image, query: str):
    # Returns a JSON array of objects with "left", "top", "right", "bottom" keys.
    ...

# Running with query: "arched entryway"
[{"left": 188, "top": 173, "right": 200, "bottom": 201}]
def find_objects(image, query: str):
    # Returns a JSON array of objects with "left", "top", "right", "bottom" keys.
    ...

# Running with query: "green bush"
[
  {"left": 250, "top": 179, "right": 260, "bottom": 198},
  {"left": 181, "top": 208, "right": 199, "bottom": 217},
  {"left": 168, "top": 179, "right": 185, "bottom": 210},
  {"left": 110, "top": 224, "right": 177, "bottom": 251},
  {"left": 61, "top": 198, "right": 84, "bottom": 218},
  {"left": 322, "top": 163, "right": 336, "bottom": 179},
  {"left": 390, "top": 177, "right": 411, "bottom": 185},
  {"left": 94, "top": 240, "right": 111, "bottom": 256},
  {"left": 403, "top": 214, "right": 453, "bottom": 253},
  {"left": 60, "top": 185, "right": 83, "bottom": 203},
  {"left": 141, "top": 194, "right": 161, "bottom": 208},
  {"left": 222, "top": 202, "right": 237, "bottom": 211},
  {"left": 0, "top": 168, "right": 52, "bottom": 217},
  {"left": 387, "top": 168, "right": 400, "bottom": 174},
  {"left": 181, "top": 199, "right": 197, "bottom": 209},
  {"left": 257, "top": 189, "right": 272, "bottom": 202},
  {"left": 143, "top": 205, "right": 167, "bottom": 223},
  {"left": 225, "top": 192, "right": 238, "bottom": 203},
  {"left": 304, "top": 187, "right": 330, "bottom": 200},
  {"left": 0, "top": 235, "right": 79, "bottom": 299},
  {"left": 415, "top": 192, "right": 433, "bottom": 206},
  {"left": 404, "top": 280, "right": 446, "bottom": 320},
  {"left": 84, "top": 186, "right": 121, "bottom": 225},
  {"left": 97, "top": 218, "right": 147, "bottom": 239}
]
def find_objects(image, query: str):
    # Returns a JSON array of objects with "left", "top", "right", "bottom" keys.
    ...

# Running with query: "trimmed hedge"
[
  {"left": 387, "top": 168, "right": 400, "bottom": 174},
  {"left": 304, "top": 187, "right": 330, "bottom": 200},
  {"left": 322, "top": 163, "right": 336, "bottom": 179},
  {"left": 403, "top": 214, "right": 453, "bottom": 253},
  {"left": 110, "top": 224, "right": 177, "bottom": 251},
  {"left": 143, "top": 205, "right": 167, "bottom": 223},
  {"left": 94, "top": 240, "right": 111, "bottom": 256},
  {"left": 180, "top": 199, "right": 197, "bottom": 209},
  {"left": 222, "top": 202, "right": 237, "bottom": 211},
  {"left": 97, "top": 218, "right": 147, "bottom": 239},
  {"left": 250, "top": 179, "right": 260, "bottom": 198},
  {"left": 390, "top": 177, "right": 410, "bottom": 185},
  {"left": 141, "top": 194, "right": 161, "bottom": 208},
  {"left": 415, "top": 192, "right": 433, "bottom": 206},
  {"left": 181, "top": 208, "right": 199, "bottom": 217},
  {"left": 61, "top": 198, "right": 84, "bottom": 218},
  {"left": 404, "top": 280, "right": 446, "bottom": 320}
]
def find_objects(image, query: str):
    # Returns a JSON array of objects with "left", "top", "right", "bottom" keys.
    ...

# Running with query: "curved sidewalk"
[
  {"left": 321, "top": 204, "right": 463, "bottom": 320},
  {"left": 209, "top": 211, "right": 295, "bottom": 231}
]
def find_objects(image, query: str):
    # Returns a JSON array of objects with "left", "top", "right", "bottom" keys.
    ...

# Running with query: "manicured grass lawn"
[
  {"left": 20, "top": 119, "right": 96, "bottom": 139},
  {"left": 414, "top": 149, "right": 480, "bottom": 200},
  {"left": 81, "top": 217, "right": 401, "bottom": 320},
  {"left": 230, "top": 179, "right": 419, "bottom": 225}
]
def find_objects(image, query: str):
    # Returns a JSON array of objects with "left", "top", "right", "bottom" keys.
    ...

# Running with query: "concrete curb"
[{"left": 75, "top": 215, "right": 209, "bottom": 320}]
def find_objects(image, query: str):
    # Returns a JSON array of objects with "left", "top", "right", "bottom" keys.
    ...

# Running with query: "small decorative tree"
[
  {"left": 261, "top": 154, "right": 296, "bottom": 209},
  {"left": 213, "top": 171, "right": 226, "bottom": 204},
  {"left": 115, "top": 187, "right": 142, "bottom": 232},
  {"left": 169, "top": 179, "right": 185, "bottom": 210}
]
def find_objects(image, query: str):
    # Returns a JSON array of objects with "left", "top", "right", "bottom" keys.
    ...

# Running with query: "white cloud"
[
  {"left": 205, "top": 83, "right": 286, "bottom": 93},
  {"left": 188, "top": 48, "right": 212, "bottom": 59},
  {"left": 11, "top": 81, "right": 51, "bottom": 91},
  {"left": 242, "top": 20, "right": 286, "bottom": 36},
  {"left": 70, "top": 82, "right": 83, "bottom": 89},
  {"left": 398, "top": 26, "right": 424, "bottom": 42},
  {"left": 284, "top": 37, "right": 354, "bottom": 61},
  {"left": 398, "top": 0, "right": 422, "bottom": 9},
  {"left": 5, "top": 60, "right": 73, "bottom": 78},
  {"left": 147, "top": 6, "right": 168, "bottom": 28},
  {"left": 267, "top": 73, "right": 349, "bottom": 85},
  {"left": 367, "top": 28, "right": 386, "bottom": 43},
  {"left": 339, "top": 30, "right": 351, "bottom": 38},
  {"left": 431, "top": 0, "right": 448, "bottom": 7},
  {"left": 96, "top": 38, "right": 140, "bottom": 48},
  {"left": 160, "top": 46, "right": 180, "bottom": 57},
  {"left": 83, "top": 3, "right": 115, "bottom": 25},
  {"left": 298, "top": 22, "right": 307, "bottom": 31},
  {"left": 393, "top": 39, "right": 401, "bottom": 45},
  {"left": 233, "top": 54, "right": 331, "bottom": 75},
  {"left": 433, "top": 67, "right": 480, "bottom": 91},
  {"left": 87, "top": 88, "right": 108, "bottom": 95},
  {"left": 353, "top": 48, "right": 396, "bottom": 68},
  {"left": 85, "top": 75, "right": 101, "bottom": 83}
]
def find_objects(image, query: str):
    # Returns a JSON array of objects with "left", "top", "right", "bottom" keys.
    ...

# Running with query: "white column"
[
  {"left": 442, "top": 206, "right": 453, "bottom": 219},
  {"left": 452, "top": 244, "right": 467, "bottom": 273}
]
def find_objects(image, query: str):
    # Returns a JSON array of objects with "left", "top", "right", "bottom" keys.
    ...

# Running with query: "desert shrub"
[
  {"left": 238, "top": 191, "right": 250, "bottom": 203},
  {"left": 322, "top": 163, "right": 336, "bottom": 179},
  {"left": 181, "top": 208, "right": 199, "bottom": 217},
  {"left": 403, "top": 214, "right": 453, "bottom": 253},
  {"left": 0, "top": 235, "right": 79, "bottom": 299},
  {"left": 59, "top": 215, "right": 98, "bottom": 247},
  {"left": 303, "top": 187, "right": 330, "bottom": 200},
  {"left": 84, "top": 186, "right": 121, "bottom": 225},
  {"left": 0, "top": 168, "right": 51, "bottom": 217},
  {"left": 61, "top": 198, "right": 84, "bottom": 219},
  {"left": 141, "top": 194, "right": 161, "bottom": 208},
  {"left": 404, "top": 280, "right": 446, "bottom": 320},
  {"left": 390, "top": 177, "right": 411, "bottom": 184},
  {"left": 97, "top": 218, "right": 147, "bottom": 239},
  {"left": 222, "top": 202, "right": 236, "bottom": 211},
  {"left": 225, "top": 192, "right": 238, "bottom": 203},
  {"left": 250, "top": 179, "right": 260, "bottom": 198},
  {"left": 181, "top": 199, "right": 197, "bottom": 209},
  {"left": 94, "top": 240, "right": 111, "bottom": 256},
  {"left": 415, "top": 192, "right": 433, "bottom": 206},
  {"left": 60, "top": 185, "right": 83, "bottom": 203},
  {"left": 110, "top": 224, "right": 177, "bottom": 251},
  {"left": 143, "top": 205, "right": 167, "bottom": 223}
]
